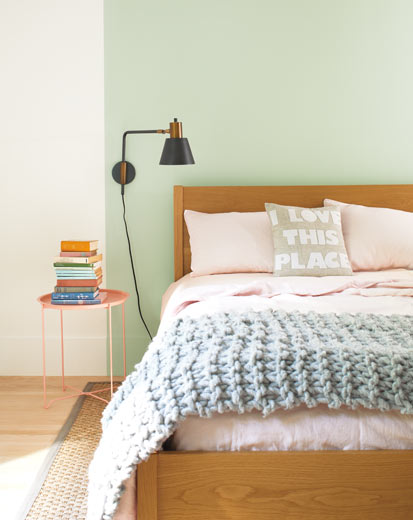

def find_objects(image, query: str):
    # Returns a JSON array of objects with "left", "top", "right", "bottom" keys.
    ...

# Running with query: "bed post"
[
  {"left": 137, "top": 454, "right": 158, "bottom": 520},
  {"left": 174, "top": 185, "right": 184, "bottom": 281}
]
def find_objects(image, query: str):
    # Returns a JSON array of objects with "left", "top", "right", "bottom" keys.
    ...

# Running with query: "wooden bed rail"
[{"left": 138, "top": 450, "right": 413, "bottom": 520}]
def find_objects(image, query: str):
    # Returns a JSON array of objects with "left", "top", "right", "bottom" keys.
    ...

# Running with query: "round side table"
[{"left": 37, "top": 289, "right": 129, "bottom": 409}]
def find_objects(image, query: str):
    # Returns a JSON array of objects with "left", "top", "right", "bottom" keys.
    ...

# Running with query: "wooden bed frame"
[{"left": 137, "top": 184, "right": 413, "bottom": 520}]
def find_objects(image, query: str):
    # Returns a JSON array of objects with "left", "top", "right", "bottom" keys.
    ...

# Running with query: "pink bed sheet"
[{"left": 172, "top": 405, "right": 413, "bottom": 452}]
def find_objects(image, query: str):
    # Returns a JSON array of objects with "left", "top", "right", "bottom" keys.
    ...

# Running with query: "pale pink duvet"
[{"left": 161, "top": 269, "right": 413, "bottom": 327}]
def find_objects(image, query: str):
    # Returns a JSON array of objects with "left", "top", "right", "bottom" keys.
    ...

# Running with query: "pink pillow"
[
  {"left": 184, "top": 210, "right": 274, "bottom": 276},
  {"left": 324, "top": 199, "right": 413, "bottom": 271}
]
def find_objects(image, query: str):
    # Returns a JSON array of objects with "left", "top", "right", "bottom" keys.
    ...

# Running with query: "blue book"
[
  {"left": 54, "top": 269, "right": 101, "bottom": 275},
  {"left": 54, "top": 268, "right": 100, "bottom": 272},
  {"left": 55, "top": 274, "right": 99, "bottom": 279},
  {"left": 51, "top": 299, "right": 102, "bottom": 305},
  {"left": 55, "top": 271, "right": 99, "bottom": 274},
  {"left": 52, "top": 291, "right": 99, "bottom": 300}
]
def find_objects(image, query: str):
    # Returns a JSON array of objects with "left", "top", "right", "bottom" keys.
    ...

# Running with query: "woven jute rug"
[{"left": 18, "top": 382, "right": 119, "bottom": 520}]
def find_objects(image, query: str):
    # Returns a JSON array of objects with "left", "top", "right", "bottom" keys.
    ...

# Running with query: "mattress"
[
  {"left": 163, "top": 270, "right": 413, "bottom": 451},
  {"left": 171, "top": 405, "right": 413, "bottom": 451}
]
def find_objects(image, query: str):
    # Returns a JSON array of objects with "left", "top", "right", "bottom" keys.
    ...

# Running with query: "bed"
[{"left": 89, "top": 184, "right": 413, "bottom": 520}]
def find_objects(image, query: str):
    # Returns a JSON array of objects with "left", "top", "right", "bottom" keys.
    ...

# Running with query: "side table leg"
[
  {"left": 122, "top": 302, "right": 126, "bottom": 379},
  {"left": 108, "top": 304, "right": 113, "bottom": 397},
  {"left": 41, "top": 306, "right": 47, "bottom": 409},
  {"left": 60, "top": 309, "right": 65, "bottom": 391}
]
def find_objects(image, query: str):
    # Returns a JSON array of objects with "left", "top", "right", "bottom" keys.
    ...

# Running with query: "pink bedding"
[
  {"left": 160, "top": 269, "right": 413, "bottom": 452},
  {"left": 114, "top": 269, "right": 413, "bottom": 520},
  {"left": 161, "top": 269, "right": 413, "bottom": 327}
]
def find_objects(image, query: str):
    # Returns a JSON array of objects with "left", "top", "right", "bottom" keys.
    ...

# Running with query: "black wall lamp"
[
  {"left": 112, "top": 117, "right": 194, "bottom": 343},
  {"left": 112, "top": 118, "right": 195, "bottom": 193}
]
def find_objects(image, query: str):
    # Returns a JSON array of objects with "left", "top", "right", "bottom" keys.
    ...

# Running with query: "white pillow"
[
  {"left": 184, "top": 210, "right": 273, "bottom": 276},
  {"left": 324, "top": 199, "right": 413, "bottom": 271}
]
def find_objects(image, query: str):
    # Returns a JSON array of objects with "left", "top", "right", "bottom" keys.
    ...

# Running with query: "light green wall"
[{"left": 105, "top": 0, "right": 413, "bottom": 374}]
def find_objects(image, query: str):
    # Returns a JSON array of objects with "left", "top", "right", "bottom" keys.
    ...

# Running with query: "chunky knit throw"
[{"left": 87, "top": 309, "right": 413, "bottom": 520}]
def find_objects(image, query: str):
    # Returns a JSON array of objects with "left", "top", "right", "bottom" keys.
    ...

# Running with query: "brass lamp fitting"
[{"left": 169, "top": 118, "right": 183, "bottom": 138}]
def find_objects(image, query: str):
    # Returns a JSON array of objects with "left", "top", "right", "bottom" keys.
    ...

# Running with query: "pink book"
[{"left": 60, "top": 250, "right": 97, "bottom": 257}]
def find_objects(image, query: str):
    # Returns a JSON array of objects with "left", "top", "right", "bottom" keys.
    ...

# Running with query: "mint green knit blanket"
[{"left": 87, "top": 309, "right": 413, "bottom": 520}]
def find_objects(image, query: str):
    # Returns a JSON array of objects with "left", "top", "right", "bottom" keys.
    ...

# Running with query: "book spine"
[
  {"left": 54, "top": 257, "right": 89, "bottom": 264},
  {"left": 61, "top": 241, "right": 98, "bottom": 252},
  {"left": 53, "top": 262, "right": 101, "bottom": 268},
  {"left": 55, "top": 275, "right": 101, "bottom": 279},
  {"left": 53, "top": 261, "right": 102, "bottom": 268},
  {"left": 53, "top": 255, "right": 102, "bottom": 265},
  {"left": 51, "top": 299, "right": 102, "bottom": 305},
  {"left": 60, "top": 251, "right": 97, "bottom": 257},
  {"left": 54, "top": 267, "right": 102, "bottom": 272},
  {"left": 55, "top": 271, "right": 100, "bottom": 275},
  {"left": 56, "top": 278, "right": 102, "bottom": 287},
  {"left": 52, "top": 292, "right": 98, "bottom": 300},
  {"left": 54, "top": 286, "right": 97, "bottom": 293},
  {"left": 56, "top": 276, "right": 100, "bottom": 279}
]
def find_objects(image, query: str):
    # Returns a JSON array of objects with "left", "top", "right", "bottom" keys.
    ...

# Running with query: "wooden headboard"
[{"left": 173, "top": 184, "right": 413, "bottom": 281}]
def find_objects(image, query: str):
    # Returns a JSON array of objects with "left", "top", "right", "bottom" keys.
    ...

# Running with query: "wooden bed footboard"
[{"left": 137, "top": 450, "right": 413, "bottom": 520}]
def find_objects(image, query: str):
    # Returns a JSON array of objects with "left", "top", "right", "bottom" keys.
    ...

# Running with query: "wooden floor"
[{"left": 0, "top": 376, "right": 122, "bottom": 519}]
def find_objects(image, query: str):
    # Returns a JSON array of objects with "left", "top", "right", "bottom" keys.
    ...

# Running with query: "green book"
[{"left": 53, "top": 262, "right": 99, "bottom": 268}]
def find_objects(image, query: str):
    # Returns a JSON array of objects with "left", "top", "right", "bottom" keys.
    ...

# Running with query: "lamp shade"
[{"left": 159, "top": 137, "right": 195, "bottom": 165}]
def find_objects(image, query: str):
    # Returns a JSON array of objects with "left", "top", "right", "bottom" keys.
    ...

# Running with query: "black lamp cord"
[{"left": 121, "top": 190, "right": 153, "bottom": 341}]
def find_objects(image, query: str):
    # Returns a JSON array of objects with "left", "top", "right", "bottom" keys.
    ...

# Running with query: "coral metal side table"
[{"left": 37, "top": 289, "right": 129, "bottom": 409}]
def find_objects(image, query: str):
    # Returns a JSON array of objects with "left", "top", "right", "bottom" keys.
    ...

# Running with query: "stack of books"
[{"left": 51, "top": 240, "right": 103, "bottom": 305}]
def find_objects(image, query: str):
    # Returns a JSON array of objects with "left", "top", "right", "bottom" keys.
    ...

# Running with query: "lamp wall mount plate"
[{"left": 112, "top": 161, "right": 136, "bottom": 185}]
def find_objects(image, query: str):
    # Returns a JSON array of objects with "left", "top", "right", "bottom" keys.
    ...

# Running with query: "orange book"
[
  {"left": 56, "top": 277, "right": 102, "bottom": 287},
  {"left": 61, "top": 240, "right": 98, "bottom": 252}
]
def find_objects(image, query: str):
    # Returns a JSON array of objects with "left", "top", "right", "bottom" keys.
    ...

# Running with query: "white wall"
[{"left": 0, "top": 0, "right": 106, "bottom": 375}]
